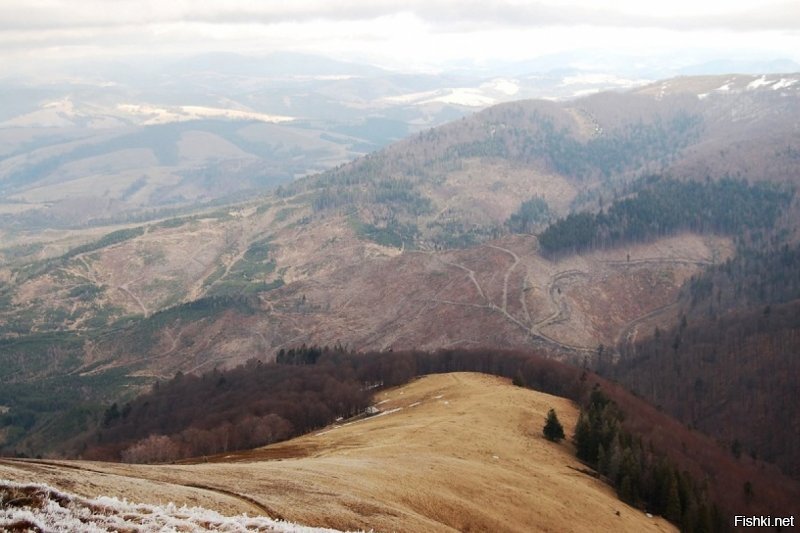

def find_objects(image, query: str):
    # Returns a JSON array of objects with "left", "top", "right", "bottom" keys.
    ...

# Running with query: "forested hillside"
[
  {"left": 573, "top": 389, "right": 724, "bottom": 531},
  {"left": 613, "top": 241, "right": 800, "bottom": 479},
  {"left": 684, "top": 241, "right": 800, "bottom": 315},
  {"left": 537, "top": 177, "right": 792, "bottom": 255}
]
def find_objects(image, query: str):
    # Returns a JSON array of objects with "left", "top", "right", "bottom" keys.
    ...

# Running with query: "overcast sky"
[{"left": 2, "top": 0, "right": 799, "bottom": 74}]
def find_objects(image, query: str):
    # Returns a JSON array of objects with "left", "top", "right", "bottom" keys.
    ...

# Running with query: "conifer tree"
[{"left": 543, "top": 408, "right": 565, "bottom": 442}]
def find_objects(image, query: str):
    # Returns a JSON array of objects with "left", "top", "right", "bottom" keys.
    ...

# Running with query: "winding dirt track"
[
  {"left": 428, "top": 247, "right": 595, "bottom": 355},
  {"left": 415, "top": 241, "right": 714, "bottom": 358},
  {"left": 487, "top": 244, "right": 520, "bottom": 313}
]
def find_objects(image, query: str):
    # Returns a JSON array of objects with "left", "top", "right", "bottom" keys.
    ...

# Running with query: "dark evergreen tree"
[{"left": 543, "top": 408, "right": 565, "bottom": 442}]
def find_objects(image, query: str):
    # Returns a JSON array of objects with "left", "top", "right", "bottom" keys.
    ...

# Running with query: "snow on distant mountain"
[
  {"left": 636, "top": 73, "right": 800, "bottom": 100},
  {"left": 117, "top": 104, "right": 294, "bottom": 126},
  {"left": 0, "top": 100, "right": 295, "bottom": 129}
]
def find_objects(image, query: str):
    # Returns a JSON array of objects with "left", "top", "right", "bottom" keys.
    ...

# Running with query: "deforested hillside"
[{"left": 0, "top": 230, "right": 733, "bottom": 458}]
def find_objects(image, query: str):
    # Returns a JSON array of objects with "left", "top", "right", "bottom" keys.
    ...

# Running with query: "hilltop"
[{"left": 0, "top": 373, "right": 677, "bottom": 532}]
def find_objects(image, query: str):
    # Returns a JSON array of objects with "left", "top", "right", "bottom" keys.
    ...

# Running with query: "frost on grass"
[{"left": 0, "top": 480, "right": 352, "bottom": 532}]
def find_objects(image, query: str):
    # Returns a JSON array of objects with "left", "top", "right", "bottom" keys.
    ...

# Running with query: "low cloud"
[
  {"left": 0, "top": 0, "right": 797, "bottom": 74},
  {"left": 1, "top": 1, "right": 799, "bottom": 33}
]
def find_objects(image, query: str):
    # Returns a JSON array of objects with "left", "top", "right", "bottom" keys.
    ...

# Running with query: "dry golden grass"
[{"left": 1, "top": 373, "right": 675, "bottom": 532}]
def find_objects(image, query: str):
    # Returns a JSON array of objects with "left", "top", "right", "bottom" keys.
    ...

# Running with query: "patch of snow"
[
  {"left": 181, "top": 106, "right": 294, "bottom": 123},
  {"left": 656, "top": 82, "right": 668, "bottom": 101},
  {"left": 382, "top": 81, "right": 535, "bottom": 107},
  {"left": 379, "top": 90, "right": 440, "bottom": 105},
  {"left": 715, "top": 83, "right": 732, "bottom": 92},
  {"left": 316, "top": 406, "right": 404, "bottom": 435},
  {"left": 697, "top": 93, "right": 709, "bottom": 100},
  {"left": 772, "top": 78, "right": 798, "bottom": 90},
  {"left": 421, "top": 88, "right": 496, "bottom": 107},
  {"left": 747, "top": 76, "right": 771, "bottom": 90},
  {"left": 570, "top": 88, "right": 602, "bottom": 98},
  {"left": 408, "top": 402, "right": 421, "bottom": 407},
  {"left": 118, "top": 104, "right": 183, "bottom": 124},
  {"left": 433, "top": 395, "right": 444, "bottom": 399},
  {"left": 0, "top": 480, "right": 353, "bottom": 532},
  {"left": 484, "top": 78, "right": 520, "bottom": 96},
  {"left": 117, "top": 104, "right": 293, "bottom": 125},
  {"left": 42, "top": 98, "right": 76, "bottom": 114}
]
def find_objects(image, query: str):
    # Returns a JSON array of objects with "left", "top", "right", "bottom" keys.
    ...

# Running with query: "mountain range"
[{"left": 1, "top": 66, "right": 799, "bottom": 530}]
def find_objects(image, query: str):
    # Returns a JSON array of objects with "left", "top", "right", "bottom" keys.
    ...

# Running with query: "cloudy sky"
[{"left": 2, "top": 0, "right": 799, "bottom": 74}]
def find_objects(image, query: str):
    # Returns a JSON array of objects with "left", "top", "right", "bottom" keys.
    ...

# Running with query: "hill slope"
[{"left": 0, "top": 373, "right": 675, "bottom": 532}]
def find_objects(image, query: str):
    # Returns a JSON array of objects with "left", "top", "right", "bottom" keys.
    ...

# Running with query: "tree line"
[
  {"left": 86, "top": 355, "right": 370, "bottom": 462},
  {"left": 612, "top": 237, "right": 800, "bottom": 481},
  {"left": 573, "top": 387, "right": 725, "bottom": 532}
]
